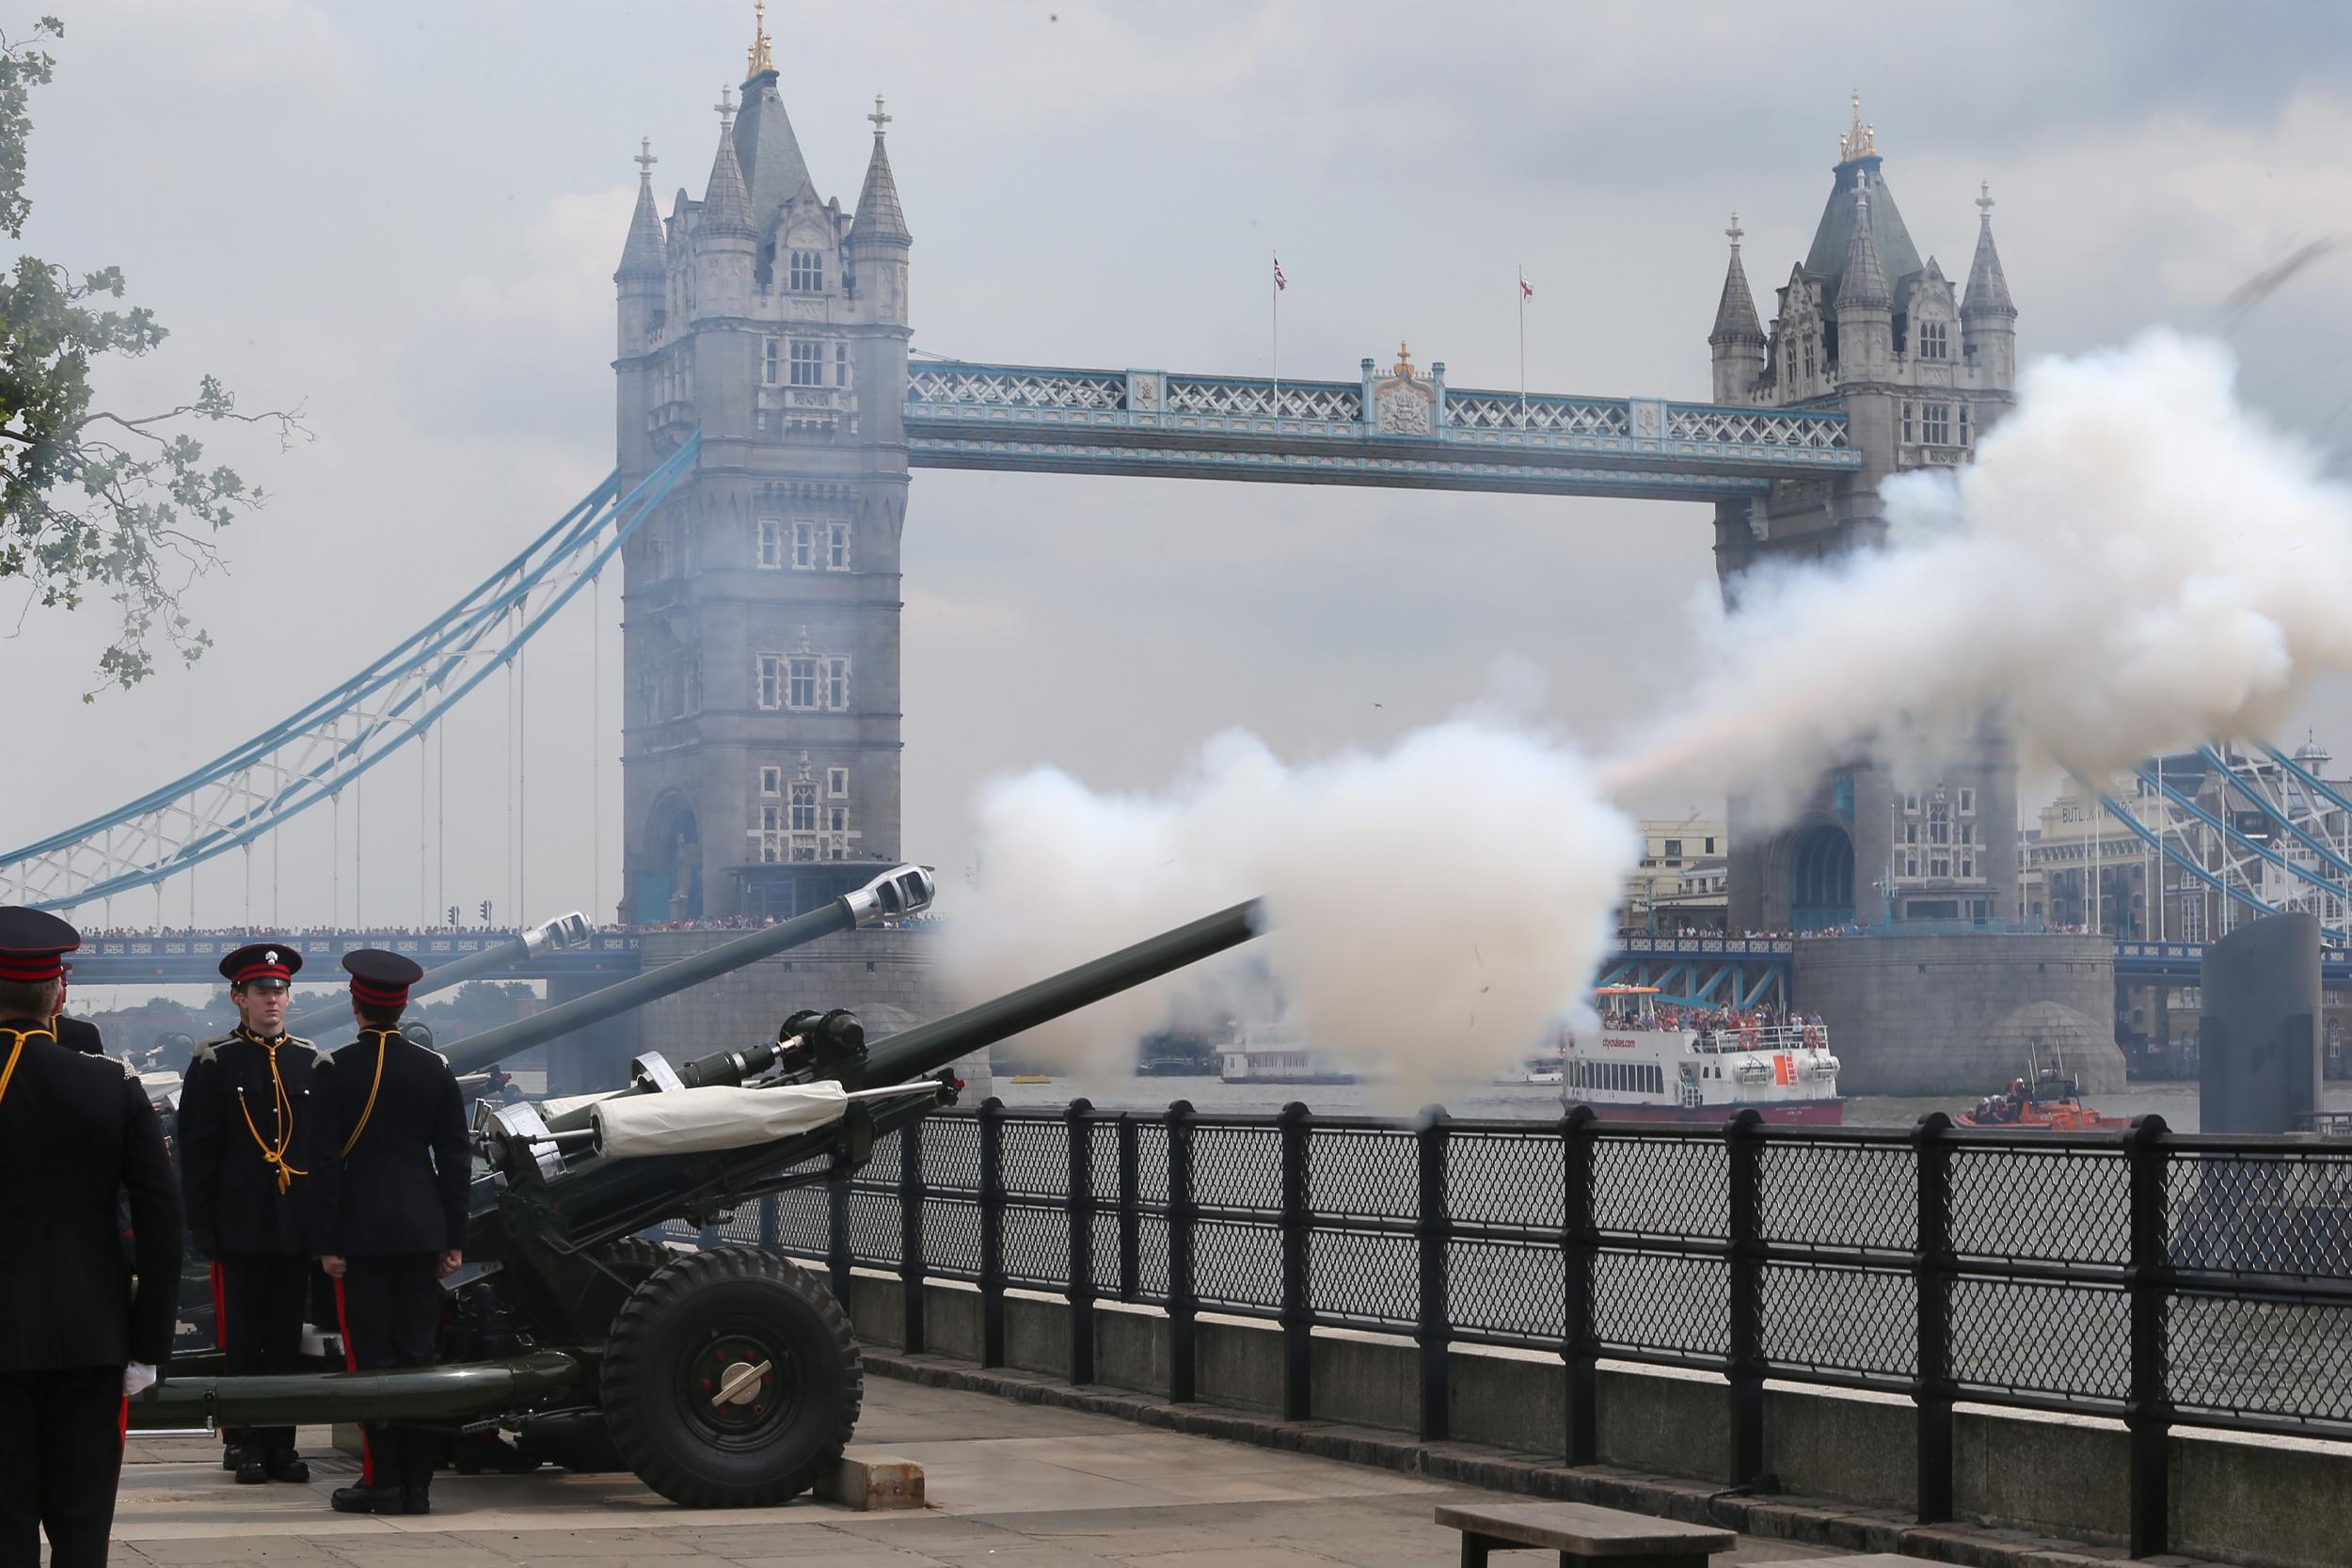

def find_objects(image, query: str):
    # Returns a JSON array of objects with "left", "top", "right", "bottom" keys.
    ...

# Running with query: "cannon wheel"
[
  {"left": 516, "top": 1239, "right": 677, "bottom": 1476},
  {"left": 600, "top": 1245, "right": 860, "bottom": 1507}
]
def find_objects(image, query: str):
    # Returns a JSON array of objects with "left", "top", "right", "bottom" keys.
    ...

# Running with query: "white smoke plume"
[
  {"left": 1604, "top": 331, "right": 2352, "bottom": 804},
  {"left": 944, "top": 721, "right": 1639, "bottom": 1097}
]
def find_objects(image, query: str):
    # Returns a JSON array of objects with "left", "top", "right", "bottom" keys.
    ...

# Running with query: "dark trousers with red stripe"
[
  {"left": 214, "top": 1253, "right": 310, "bottom": 1455},
  {"left": 335, "top": 1256, "right": 440, "bottom": 1492},
  {"left": 0, "top": 1365, "right": 123, "bottom": 1568}
]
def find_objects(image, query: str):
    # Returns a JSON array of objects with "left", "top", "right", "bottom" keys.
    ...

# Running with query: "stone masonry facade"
[{"left": 1709, "top": 96, "right": 2021, "bottom": 934}]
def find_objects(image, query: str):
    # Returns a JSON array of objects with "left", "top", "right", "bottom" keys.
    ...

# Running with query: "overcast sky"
[{"left": 10, "top": 0, "right": 2352, "bottom": 941}]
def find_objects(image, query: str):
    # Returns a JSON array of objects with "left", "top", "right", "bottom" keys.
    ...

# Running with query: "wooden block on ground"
[
  {"left": 1435, "top": 1500, "right": 1735, "bottom": 1560},
  {"left": 819, "top": 1450, "right": 925, "bottom": 1511}
]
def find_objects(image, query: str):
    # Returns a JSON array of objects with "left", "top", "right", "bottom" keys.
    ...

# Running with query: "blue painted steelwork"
[
  {"left": 2250, "top": 743, "right": 2352, "bottom": 873},
  {"left": 3, "top": 436, "right": 703, "bottom": 911},
  {"left": 2134, "top": 763, "right": 2351, "bottom": 906},
  {"left": 2092, "top": 789, "right": 2347, "bottom": 942},
  {"left": 904, "top": 360, "right": 1858, "bottom": 500},
  {"left": 2113, "top": 939, "right": 2352, "bottom": 985},
  {"left": 68, "top": 929, "right": 648, "bottom": 986}
]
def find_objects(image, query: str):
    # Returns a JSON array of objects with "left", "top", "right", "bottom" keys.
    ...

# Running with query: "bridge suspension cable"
[{"left": 2, "top": 435, "right": 701, "bottom": 913}]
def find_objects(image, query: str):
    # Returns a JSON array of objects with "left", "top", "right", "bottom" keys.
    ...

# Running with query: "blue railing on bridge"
[
  {"left": 71, "top": 930, "right": 644, "bottom": 984},
  {"left": 904, "top": 360, "right": 1861, "bottom": 501}
]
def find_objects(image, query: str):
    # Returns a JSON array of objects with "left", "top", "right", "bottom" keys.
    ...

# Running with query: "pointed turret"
[
  {"left": 1963, "top": 182, "right": 2018, "bottom": 388},
  {"left": 1709, "top": 214, "right": 1765, "bottom": 401},
  {"left": 700, "top": 87, "right": 757, "bottom": 241},
  {"left": 1963, "top": 181, "right": 2015, "bottom": 320},
  {"left": 616, "top": 136, "right": 667, "bottom": 280},
  {"left": 847, "top": 95, "right": 913, "bottom": 331},
  {"left": 1835, "top": 175, "right": 1890, "bottom": 312},
  {"left": 849, "top": 96, "right": 911, "bottom": 246}
]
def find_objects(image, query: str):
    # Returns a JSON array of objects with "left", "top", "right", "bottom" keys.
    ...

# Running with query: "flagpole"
[
  {"left": 1271, "top": 247, "right": 1280, "bottom": 410},
  {"left": 1518, "top": 263, "right": 1528, "bottom": 429}
]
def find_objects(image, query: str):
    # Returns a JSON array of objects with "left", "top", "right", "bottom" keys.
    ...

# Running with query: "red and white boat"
[{"left": 1561, "top": 986, "right": 1844, "bottom": 1125}]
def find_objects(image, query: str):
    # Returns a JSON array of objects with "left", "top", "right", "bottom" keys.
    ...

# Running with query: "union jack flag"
[
  {"left": 1520, "top": 274, "right": 1534, "bottom": 300},
  {"left": 1273, "top": 255, "right": 1287, "bottom": 292}
]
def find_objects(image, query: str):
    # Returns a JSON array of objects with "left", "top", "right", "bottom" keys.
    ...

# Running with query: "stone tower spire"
[
  {"left": 1708, "top": 213, "right": 1766, "bottom": 401},
  {"left": 1834, "top": 171, "right": 1892, "bottom": 377},
  {"left": 849, "top": 94, "right": 912, "bottom": 246},
  {"left": 615, "top": 136, "right": 667, "bottom": 280},
  {"left": 1834, "top": 174, "right": 1890, "bottom": 311},
  {"left": 1963, "top": 182, "right": 2018, "bottom": 386},
  {"left": 700, "top": 86, "right": 757, "bottom": 241}
]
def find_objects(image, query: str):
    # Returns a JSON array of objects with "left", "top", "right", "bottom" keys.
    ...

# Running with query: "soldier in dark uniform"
[
  {"left": 310, "top": 951, "right": 469, "bottom": 1516},
  {"left": 51, "top": 961, "right": 104, "bottom": 1056},
  {"left": 176, "top": 942, "right": 318, "bottom": 1484},
  {"left": 0, "top": 908, "right": 182, "bottom": 1568}
]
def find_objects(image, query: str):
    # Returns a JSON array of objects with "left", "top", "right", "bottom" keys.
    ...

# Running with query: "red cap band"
[
  {"left": 350, "top": 976, "right": 409, "bottom": 1008},
  {"left": 230, "top": 958, "right": 294, "bottom": 987},
  {"left": 0, "top": 949, "right": 70, "bottom": 983}
]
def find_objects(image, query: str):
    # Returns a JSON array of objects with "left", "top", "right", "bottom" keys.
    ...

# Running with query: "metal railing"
[{"left": 694, "top": 1102, "right": 2352, "bottom": 1560}]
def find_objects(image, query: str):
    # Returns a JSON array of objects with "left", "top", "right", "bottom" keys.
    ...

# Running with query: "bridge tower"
[
  {"left": 1709, "top": 95, "right": 2020, "bottom": 932},
  {"left": 612, "top": 13, "right": 913, "bottom": 922}
]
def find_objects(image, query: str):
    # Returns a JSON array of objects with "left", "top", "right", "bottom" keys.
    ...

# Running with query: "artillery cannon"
[
  {"left": 132, "top": 863, "right": 1263, "bottom": 1510},
  {"left": 279, "top": 910, "right": 596, "bottom": 1044}
]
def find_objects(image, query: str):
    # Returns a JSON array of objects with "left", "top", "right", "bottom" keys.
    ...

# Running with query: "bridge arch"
[
  {"left": 636, "top": 793, "right": 704, "bottom": 924},
  {"left": 1787, "top": 822, "right": 1855, "bottom": 932}
]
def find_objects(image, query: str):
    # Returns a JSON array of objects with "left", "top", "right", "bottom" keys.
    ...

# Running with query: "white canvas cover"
[
  {"left": 591, "top": 1082, "right": 850, "bottom": 1159},
  {"left": 539, "top": 1088, "right": 626, "bottom": 1120}
]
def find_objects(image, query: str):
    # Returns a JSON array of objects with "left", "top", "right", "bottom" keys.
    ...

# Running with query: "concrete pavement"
[{"left": 102, "top": 1379, "right": 1845, "bottom": 1567}]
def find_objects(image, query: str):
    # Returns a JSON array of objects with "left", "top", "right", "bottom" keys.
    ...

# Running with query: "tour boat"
[
  {"left": 1494, "top": 1052, "right": 1565, "bottom": 1086},
  {"left": 1562, "top": 986, "right": 1844, "bottom": 1125},
  {"left": 1217, "top": 1024, "right": 1358, "bottom": 1085}
]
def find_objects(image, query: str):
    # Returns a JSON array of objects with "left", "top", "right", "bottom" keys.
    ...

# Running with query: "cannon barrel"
[
  {"left": 437, "top": 864, "right": 935, "bottom": 1079},
  {"left": 282, "top": 911, "right": 595, "bottom": 1041},
  {"left": 127, "top": 1354, "right": 580, "bottom": 1431},
  {"left": 865, "top": 897, "right": 1263, "bottom": 1085},
  {"left": 474, "top": 896, "right": 1265, "bottom": 1251}
]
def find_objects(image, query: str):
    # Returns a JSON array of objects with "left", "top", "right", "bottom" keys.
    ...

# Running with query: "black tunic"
[
  {"left": 53, "top": 1015, "right": 103, "bottom": 1056},
  {"left": 0, "top": 1019, "right": 182, "bottom": 1370},
  {"left": 308, "top": 1028, "right": 470, "bottom": 1259},
  {"left": 176, "top": 1027, "right": 319, "bottom": 1258}
]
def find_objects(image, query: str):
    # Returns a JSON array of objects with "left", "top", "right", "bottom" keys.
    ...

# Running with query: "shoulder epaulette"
[
  {"left": 285, "top": 1034, "right": 317, "bottom": 1053},
  {"left": 190, "top": 1032, "right": 237, "bottom": 1065}
]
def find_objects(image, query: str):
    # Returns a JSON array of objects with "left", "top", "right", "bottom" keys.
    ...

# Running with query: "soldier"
[
  {"left": 177, "top": 942, "right": 318, "bottom": 1485},
  {"left": 52, "top": 960, "right": 104, "bottom": 1055},
  {"left": 310, "top": 951, "right": 469, "bottom": 1516},
  {"left": 0, "top": 908, "right": 182, "bottom": 1568}
]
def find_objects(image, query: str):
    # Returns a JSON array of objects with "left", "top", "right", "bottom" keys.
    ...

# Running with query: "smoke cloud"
[
  {"left": 944, "top": 721, "right": 1639, "bottom": 1095},
  {"left": 949, "top": 332, "right": 2352, "bottom": 1090},
  {"left": 1604, "top": 331, "right": 2352, "bottom": 804}
]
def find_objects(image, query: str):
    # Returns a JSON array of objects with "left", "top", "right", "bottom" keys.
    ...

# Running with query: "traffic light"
[
  {"left": 447, "top": 905, "right": 460, "bottom": 925},
  {"left": 479, "top": 900, "right": 492, "bottom": 922}
]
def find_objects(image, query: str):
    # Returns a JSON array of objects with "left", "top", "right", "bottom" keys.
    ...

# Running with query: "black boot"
[
  {"left": 330, "top": 1483, "right": 408, "bottom": 1514},
  {"left": 400, "top": 1425, "right": 435, "bottom": 1515},
  {"left": 400, "top": 1486, "right": 431, "bottom": 1515},
  {"left": 264, "top": 1449, "right": 310, "bottom": 1483},
  {"left": 220, "top": 1441, "right": 249, "bottom": 1473},
  {"left": 233, "top": 1454, "right": 267, "bottom": 1484}
]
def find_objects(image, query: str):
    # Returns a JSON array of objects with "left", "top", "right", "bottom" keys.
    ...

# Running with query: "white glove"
[{"left": 123, "top": 1362, "right": 157, "bottom": 1398}]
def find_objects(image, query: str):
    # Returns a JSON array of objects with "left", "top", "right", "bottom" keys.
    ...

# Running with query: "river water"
[{"left": 988, "top": 1074, "right": 2352, "bottom": 1132}]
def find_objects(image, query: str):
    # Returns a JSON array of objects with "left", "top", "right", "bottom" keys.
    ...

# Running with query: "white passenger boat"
[{"left": 1564, "top": 986, "right": 1843, "bottom": 1125}]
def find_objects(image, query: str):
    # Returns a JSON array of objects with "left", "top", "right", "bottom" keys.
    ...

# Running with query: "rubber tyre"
[
  {"left": 600, "top": 1235, "right": 677, "bottom": 1285},
  {"left": 600, "top": 1246, "right": 860, "bottom": 1508}
]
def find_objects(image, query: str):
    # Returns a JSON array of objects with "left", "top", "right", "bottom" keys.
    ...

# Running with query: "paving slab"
[{"left": 103, "top": 1381, "right": 1856, "bottom": 1567}]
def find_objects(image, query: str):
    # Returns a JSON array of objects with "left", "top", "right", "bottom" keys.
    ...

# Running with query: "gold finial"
[
  {"left": 746, "top": 0, "right": 774, "bottom": 77},
  {"left": 1391, "top": 341, "right": 1417, "bottom": 379},
  {"left": 869, "top": 93, "right": 891, "bottom": 136},
  {"left": 1838, "top": 87, "right": 1876, "bottom": 161},
  {"left": 1725, "top": 211, "right": 1743, "bottom": 248}
]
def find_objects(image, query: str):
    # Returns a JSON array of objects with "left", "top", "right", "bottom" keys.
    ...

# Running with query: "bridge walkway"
[{"left": 109, "top": 1377, "right": 1828, "bottom": 1566}]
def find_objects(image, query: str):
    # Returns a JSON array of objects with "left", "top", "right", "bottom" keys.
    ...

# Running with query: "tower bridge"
[{"left": 21, "top": 24, "right": 2335, "bottom": 999}]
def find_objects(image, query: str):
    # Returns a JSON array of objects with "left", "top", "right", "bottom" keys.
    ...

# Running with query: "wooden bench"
[{"left": 1434, "top": 1501, "right": 1736, "bottom": 1567}]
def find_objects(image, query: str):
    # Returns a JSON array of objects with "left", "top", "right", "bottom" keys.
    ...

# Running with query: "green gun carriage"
[{"left": 132, "top": 864, "right": 1262, "bottom": 1509}]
